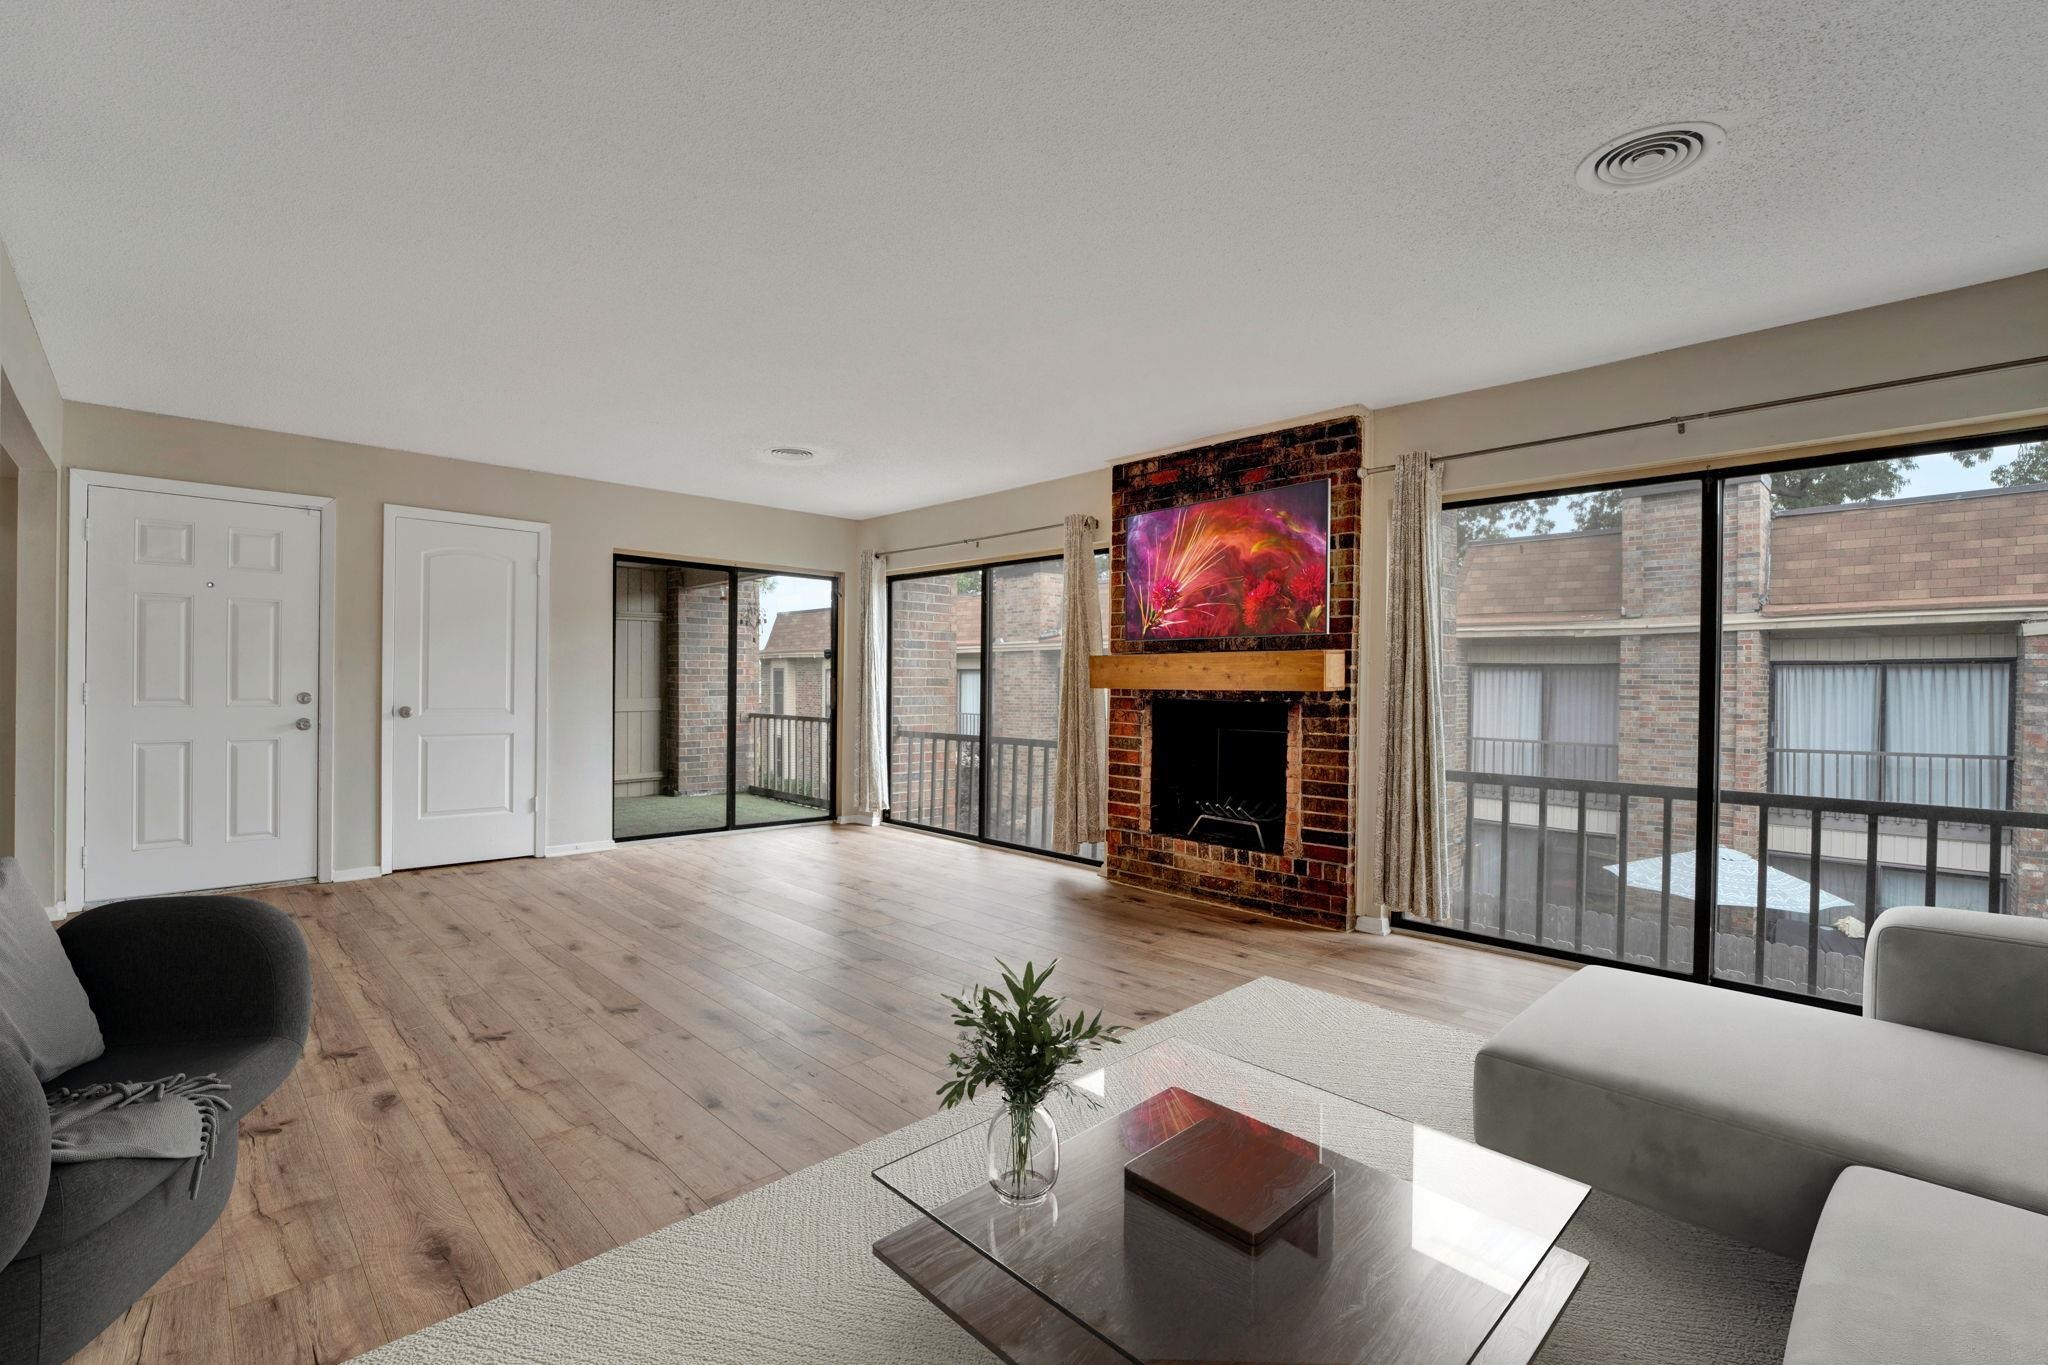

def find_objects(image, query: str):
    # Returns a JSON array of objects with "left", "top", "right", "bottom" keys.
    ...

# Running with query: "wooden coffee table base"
[{"left": 874, "top": 1215, "right": 1588, "bottom": 1365}]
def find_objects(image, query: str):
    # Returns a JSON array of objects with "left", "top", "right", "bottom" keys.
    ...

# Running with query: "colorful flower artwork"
[{"left": 1124, "top": 480, "right": 1330, "bottom": 639}]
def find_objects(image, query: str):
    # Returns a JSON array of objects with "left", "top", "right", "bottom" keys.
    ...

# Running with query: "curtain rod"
[
  {"left": 882, "top": 520, "right": 1073, "bottom": 558},
  {"left": 1360, "top": 353, "right": 2048, "bottom": 475}
]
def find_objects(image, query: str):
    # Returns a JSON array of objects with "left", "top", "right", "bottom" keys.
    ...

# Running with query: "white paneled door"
[
  {"left": 386, "top": 509, "right": 547, "bottom": 870},
  {"left": 84, "top": 486, "right": 321, "bottom": 900}
]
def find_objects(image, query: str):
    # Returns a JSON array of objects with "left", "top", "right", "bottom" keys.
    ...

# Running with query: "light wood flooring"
[{"left": 70, "top": 822, "right": 1571, "bottom": 1364}]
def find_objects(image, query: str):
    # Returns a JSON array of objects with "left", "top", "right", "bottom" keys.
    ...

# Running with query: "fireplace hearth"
[{"left": 1150, "top": 700, "right": 1289, "bottom": 851}]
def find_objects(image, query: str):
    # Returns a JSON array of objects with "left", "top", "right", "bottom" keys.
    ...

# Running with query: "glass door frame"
[
  {"left": 1400, "top": 424, "right": 2048, "bottom": 1012},
  {"left": 610, "top": 554, "right": 841, "bottom": 842},
  {"left": 884, "top": 552, "right": 1103, "bottom": 865}
]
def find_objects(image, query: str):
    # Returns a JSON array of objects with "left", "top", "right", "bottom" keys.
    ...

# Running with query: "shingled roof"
[{"left": 760, "top": 606, "right": 833, "bottom": 655}]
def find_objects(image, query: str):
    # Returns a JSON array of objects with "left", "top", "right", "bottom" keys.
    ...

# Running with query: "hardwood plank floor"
[{"left": 67, "top": 822, "right": 1570, "bottom": 1363}]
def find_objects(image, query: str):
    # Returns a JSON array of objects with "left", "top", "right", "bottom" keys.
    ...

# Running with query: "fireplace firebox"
[{"left": 1149, "top": 700, "right": 1290, "bottom": 851}]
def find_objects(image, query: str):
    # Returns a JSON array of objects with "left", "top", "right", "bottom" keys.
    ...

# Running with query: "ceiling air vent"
[
  {"left": 753, "top": 445, "right": 835, "bottom": 468},
  {"left": 1576, "top": 122, "right": 1725, "bottom": 194}
]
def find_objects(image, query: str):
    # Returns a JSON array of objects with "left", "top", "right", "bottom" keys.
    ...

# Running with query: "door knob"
[
  {"left": 396, "top": 705, "right": 414, "bottom": 719},
  {"left": 295, "top": 717, "right": 313, "bottom": 731},
  {"left": 296, "top": 691, "right": 313, "bottom": 705}
]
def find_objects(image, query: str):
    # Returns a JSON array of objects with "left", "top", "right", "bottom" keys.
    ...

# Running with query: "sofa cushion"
[
  {"left": 1473, "top": 967, "right": 2048, "bottom": 1256},
  {"left": 17, "top": 1034, "right": 299, "bottom": 1258},
  {"left": 0, "top": 858, "right": 103, "bottom": 1081},
  {"left": 1785, "top": 1167, "right": 2048, "bottom": 1365}
]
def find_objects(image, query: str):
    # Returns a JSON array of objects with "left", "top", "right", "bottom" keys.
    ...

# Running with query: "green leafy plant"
[{"left": 937, "top": 960, "right": 1125, "bottom": 1112}]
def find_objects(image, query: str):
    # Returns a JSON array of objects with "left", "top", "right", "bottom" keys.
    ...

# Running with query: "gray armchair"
[
  {"left": 1862, "top": 904, "right": 2048, "bottom": 1055},
  {"left": 0, "top": 894, "right": 310, "bottom": 1364}
]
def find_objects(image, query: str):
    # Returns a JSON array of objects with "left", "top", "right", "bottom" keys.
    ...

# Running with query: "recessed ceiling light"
[
  {"left": 1577, "top": 122, "right": 1726, "bottom": 194},
  {"left": 753, "top": 445, "right": 837, "bottom": 469}
]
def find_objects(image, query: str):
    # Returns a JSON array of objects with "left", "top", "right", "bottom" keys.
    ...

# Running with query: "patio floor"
[{"left": 613, "top": 791, "right": 823, "bottom": 839}]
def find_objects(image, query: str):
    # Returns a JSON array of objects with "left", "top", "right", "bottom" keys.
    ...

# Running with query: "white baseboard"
[
  {"left": 1353, "top": 915, "right": 1392, "bottom": 936},
  {"left": 544, "top": 840, "right": 617, "bottom": 858},
  {"left": 834, "top": 812, "right": 882, "bottom": 827},
  {"left": 45, "top": 902, "right": 69, "bottom": 922},
  {"left": 328, "top": 866, "right": 384, "bottom": 883}
]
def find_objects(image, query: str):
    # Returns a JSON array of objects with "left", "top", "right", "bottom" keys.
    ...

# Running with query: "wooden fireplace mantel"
[{"left": 1087, "top": 649, "right": 1345, "bottom": 693}]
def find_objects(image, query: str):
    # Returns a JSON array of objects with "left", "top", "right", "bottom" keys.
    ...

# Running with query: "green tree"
[
  {"left": 1955, "top": 441, "right": 2048, "bottom": 488},
  {"left": 1767, "top": 459, "right": 1918, "bottom": 509},
  {"left": 1453, "top": 498, "right": 1561, "bottom": 546}
]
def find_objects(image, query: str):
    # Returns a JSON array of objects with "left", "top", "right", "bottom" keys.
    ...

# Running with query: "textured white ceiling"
[{"left": 3, "top": 3, "right": 2045, "bottom": 517}]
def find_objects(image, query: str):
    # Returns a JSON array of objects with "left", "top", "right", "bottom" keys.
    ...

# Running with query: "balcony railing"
[
  {"left": 745, "top": 712, "right": 832, "bottom": 808},
  {"left": 1445, "top": 766, "right": 2048, "bottom": 1004},
  {"left": 1769, "top": 746, "right": 2012, "bottom": 810},
  {"left": 891, "top": 727, "right": 1059, "bottom": 850},
  {"left": 1468, "top": 737, "right": 1619, "bottom": 781}
]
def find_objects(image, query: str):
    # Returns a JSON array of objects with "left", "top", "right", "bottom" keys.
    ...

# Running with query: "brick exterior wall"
[
  {"left": 660, "top": 573, "right": 759, "bottom": 795},
  {"left": 1769, "top": 486, "right": 2048, "bottom": 610},
  {"left": 1105, "top": 417, "right": 1360, "bottom": 929},
  {"left": 1458, "top": 529, "right": 1620, "bottom": 621},
  {"left": 2016, "top": 632, "right": 2048, "bottom": 912}
]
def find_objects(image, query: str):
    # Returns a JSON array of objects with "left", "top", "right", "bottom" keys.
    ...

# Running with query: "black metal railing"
[
  {"left": 745, "top": 712, "right": 832, "bottom": 808},
  {"left": 1769, "top": 747, "right": 2012, "bottom": 810},
  {"left": 891, "top": 727, "right": 1059, "bottom": 850},
  {"left": 1468, "top": 737, "right": 1620, "bottom": 781},
  {"left": 1446, "top": 767, "right": 2048, "bottom": 1005}
]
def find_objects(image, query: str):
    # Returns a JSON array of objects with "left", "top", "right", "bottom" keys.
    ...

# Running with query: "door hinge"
[
  {"left": 527, "top": 796, "right": 538, "bottom": 812},
  {"left": 79, "top": 847, "right": 87, "bottom": 868},
  {"left": 79, "top": 681, "right": 89, "bottom": 706},
  {"left": 81, "top": 518, "right": 92, "bottom": 542}
]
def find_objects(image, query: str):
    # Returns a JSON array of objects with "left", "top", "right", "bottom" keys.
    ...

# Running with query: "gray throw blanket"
[{"left": 45, "top": 1073, "right": 231, "bottom": 1197}]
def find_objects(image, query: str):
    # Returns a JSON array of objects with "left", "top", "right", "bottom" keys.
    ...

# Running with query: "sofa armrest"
[
  {"left": 57, "top": 896, "right": 311, "bottom": 1049},
  {"left": 1864, "top": 906, "right": 2048, "bottom": 1055},
  {"left": 0, "top": 1040, "right": 50, "bottom": 1265}
]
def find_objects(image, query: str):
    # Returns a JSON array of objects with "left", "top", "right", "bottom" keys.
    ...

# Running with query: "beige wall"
[
  {"left": 1, "top": 242, "right": 63, "bottom": 465},
  {"left": 0, "top": 471, "right": 16, "bottom": 859},
  {"left": 61, "top": 403, "right": 858, "bottom": 875},
  {"left": 856, "top": 467, "right": 1111, "bottom": 574},
  {"left": 1355, "top": 269, "right": 2048, "bottom": 925},
  {"left": 1, "top": 236, "right": 66, "bottom": 907}
]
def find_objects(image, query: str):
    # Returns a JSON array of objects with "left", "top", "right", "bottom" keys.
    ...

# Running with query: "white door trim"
[
  {"left": 64, "top": 469, "right": 338, "bottom": 912},
  {"left": 380, "top": 504, "right": 550, "bottom": 874}
]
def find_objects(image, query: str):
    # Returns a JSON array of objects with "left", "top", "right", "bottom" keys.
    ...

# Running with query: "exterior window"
[
  {"left": 887, "top": 551, "right": 1109, "bottom": 858},
  {"left": 1469, "top": 664, "right": 1619, "bottom": 780},
  {"left": 1773, "top": 661, "right": 2012, "bottom": 809},
  {"left": 1426, "top": 428, "right": 2048, "bottom": 1009},
  {"left": 957, "top": 666, "right": 982, "bottom": 735}
]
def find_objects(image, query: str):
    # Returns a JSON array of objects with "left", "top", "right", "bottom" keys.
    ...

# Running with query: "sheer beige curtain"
[
  {"left": 852, "top": 551, "right": 890, "bottom": 820},
  {"left": 1051, "top": 515, "right": 1105, "bottom": 853},
  {"left": 1374, "top": 452, "right": 1451, "bottom": 922}
]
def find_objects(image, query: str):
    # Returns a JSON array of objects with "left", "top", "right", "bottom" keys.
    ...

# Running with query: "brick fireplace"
[{"left": 1104, "top": 417, "right": 1361, "bottom": 928}]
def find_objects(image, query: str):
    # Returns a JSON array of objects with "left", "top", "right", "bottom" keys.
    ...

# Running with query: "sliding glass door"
[
  {"left": 611, "top": 557, "right": 838, "bottom": 840},
  {"left": 1417, "top": 427, "right": 2048, "bottom": 1009},
  {"left": 886, "top": 552, "right": 1107, "bottom": 858}
]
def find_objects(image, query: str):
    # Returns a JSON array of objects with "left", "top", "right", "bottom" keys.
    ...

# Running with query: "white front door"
[
  {"left": 84, "top": 486, "right": 321, "bottom": 900},
  {"left": 387, "top": 509, "right": 545, "bottom": 870}
]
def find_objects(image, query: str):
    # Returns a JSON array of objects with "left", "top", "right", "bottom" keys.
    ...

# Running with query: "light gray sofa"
[{"left": 1473, "top": 906, "right": 2048, "bottom": 1364}]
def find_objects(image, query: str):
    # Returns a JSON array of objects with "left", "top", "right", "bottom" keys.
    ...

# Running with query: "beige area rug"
[{"left": 361, "top": 977, "right": 1800, "bottom": 1363}]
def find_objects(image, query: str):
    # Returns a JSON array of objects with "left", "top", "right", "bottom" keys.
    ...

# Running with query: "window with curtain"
[
  {"left": 1773, "top": 661, "right": 2012, "bottom": 809},
  {"left": 1469, "top": 664, "right": 1618, "bottom": 780}
]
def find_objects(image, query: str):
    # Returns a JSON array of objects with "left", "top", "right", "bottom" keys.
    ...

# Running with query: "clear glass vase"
[{"left": 985, "top": 1101, "right": 1059, "bottom": 1206}]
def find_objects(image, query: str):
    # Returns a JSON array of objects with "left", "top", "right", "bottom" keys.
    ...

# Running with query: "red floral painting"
[{"left": 1124, "top": 480, "right": 1330, "bottom": 639}]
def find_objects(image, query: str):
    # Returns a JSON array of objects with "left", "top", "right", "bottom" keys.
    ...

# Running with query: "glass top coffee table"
[{"left": 872, "top": 1039, "right": 1588, "bottom": 1365}]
